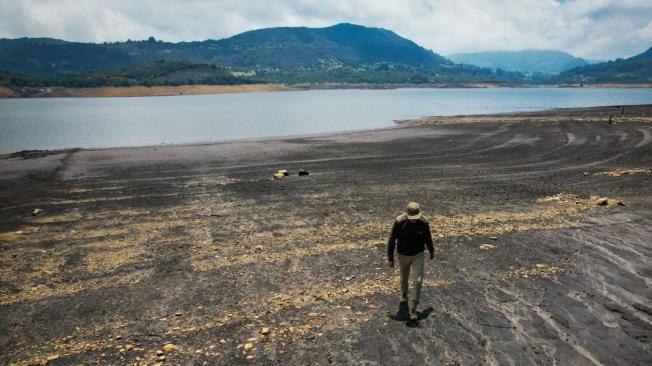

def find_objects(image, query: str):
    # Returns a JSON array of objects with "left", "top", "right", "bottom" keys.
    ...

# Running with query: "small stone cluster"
[{"left": 273, "top": 168, "right": 310, "bottom": 179}]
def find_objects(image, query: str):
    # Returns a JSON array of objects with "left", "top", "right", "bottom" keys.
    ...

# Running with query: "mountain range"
[
  {"left": 0, "top": 23, "right": 649, "bottom": 86},
  {"left": 447, "top": 50, "right": 599, "bottom": 75},
  {"left": 0, "top": 24, "right": 449, "bottom": 79}
]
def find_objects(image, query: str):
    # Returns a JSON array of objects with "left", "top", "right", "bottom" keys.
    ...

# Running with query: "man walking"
[{"left": 387, "top": 202, "right": 435, "bottom": 320}]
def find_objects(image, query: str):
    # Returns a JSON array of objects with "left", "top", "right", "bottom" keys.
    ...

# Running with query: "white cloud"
[{"left": 0, "top": 0, "right": 650, "bottom": 59}]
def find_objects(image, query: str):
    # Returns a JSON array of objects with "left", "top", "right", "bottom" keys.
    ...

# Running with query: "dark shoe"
[{"left": 409, "top": 302, "right": 418, "bottom": 320}]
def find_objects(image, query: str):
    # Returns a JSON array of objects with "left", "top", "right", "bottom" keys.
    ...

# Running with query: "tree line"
[{"left": 0, "top": 60, "right": 262, "bottom": 88}]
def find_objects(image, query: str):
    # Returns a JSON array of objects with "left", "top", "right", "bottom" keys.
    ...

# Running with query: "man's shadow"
[{"left": 387, "top": 302, "right": 434, "bottom": 328}]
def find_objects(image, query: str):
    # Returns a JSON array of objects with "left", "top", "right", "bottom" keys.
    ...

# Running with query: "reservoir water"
[{"left": 1, "top": 87, "right": 651, "bottom": 154}]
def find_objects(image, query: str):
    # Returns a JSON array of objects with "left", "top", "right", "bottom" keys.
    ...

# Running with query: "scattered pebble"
[
  {"left": 595, "top": 197, "right": 609, "bottom": 206},
  {"left": 162, "top": 343, "right": 177, "bottom": 353},
  {"left": 594, "top": 168, "right": 651, "bottom": 177},
  {"left": 45, "top": 354, "right": 60, "bottom": 364}
]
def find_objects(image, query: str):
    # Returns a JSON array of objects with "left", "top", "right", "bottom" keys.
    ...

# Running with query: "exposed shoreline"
[
  {"left": 396, "top": 104, "right": 652, "bottom": 126},
  {"left": 0, "top": 84, "right": 296, "bottom": 98},
  {"left": 1, "top": 82, "right": 651, "bottom": 98},
  {"left": 2, "top": 104, "right": 651, "bottom": 158}
]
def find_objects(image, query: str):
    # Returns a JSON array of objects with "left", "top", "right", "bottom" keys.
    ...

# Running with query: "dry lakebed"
[{"left": 1, "top": 105, "right": 651, "bottom": 365}]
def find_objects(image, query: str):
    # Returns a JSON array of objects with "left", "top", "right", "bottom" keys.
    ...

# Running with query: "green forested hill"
[
  {"left": 0, "top": 24, "right": 448, "bottom": 79},
  {"left": 0, "top": 23, "right": 531, "bottom": 84},
  {"left": 556, "top": 47, "right": 652, "bottom": 83},
  {"left": 219, "top": 23, "right": 449, "bottom": 69}
]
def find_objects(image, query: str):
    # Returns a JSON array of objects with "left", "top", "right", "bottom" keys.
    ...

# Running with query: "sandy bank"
[
  {"left": 1, "top": 84, "right": 296, "bottom": 98},
  {"left": 0, "top": 86, "right": 15, "bottom": 97},
  {"left": 2, "top": 82, "right": 650, "bottom": 98},
  {"left": 396, "top": 104, "right": 652, "bottom": 126}
]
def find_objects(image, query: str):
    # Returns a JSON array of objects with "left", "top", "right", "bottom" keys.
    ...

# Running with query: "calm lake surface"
[{"left": 1, "top": 87, "right": 652, "bottom": 154}]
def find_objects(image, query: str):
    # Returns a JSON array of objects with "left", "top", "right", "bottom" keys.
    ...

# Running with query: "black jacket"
[{"left": 387, "top": 213, "right": 434, "bottom": 261}]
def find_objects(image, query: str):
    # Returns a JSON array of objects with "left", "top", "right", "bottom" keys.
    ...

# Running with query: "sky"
[{"left": 0, "top": 0, "right": 651, "bottom": 60}]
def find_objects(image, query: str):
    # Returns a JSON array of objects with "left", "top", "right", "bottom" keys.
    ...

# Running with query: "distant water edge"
[{"left": 1, "top": 87, "right": 651, "bottom": 154}]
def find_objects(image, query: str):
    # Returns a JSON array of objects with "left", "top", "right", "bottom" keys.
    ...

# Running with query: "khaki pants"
[{"left": 397, "top": 251, "right": 425, "bottom": 307}]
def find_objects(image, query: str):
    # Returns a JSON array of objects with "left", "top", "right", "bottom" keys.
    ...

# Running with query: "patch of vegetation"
[
  {"left": 257, "top": 62, "right": 540, "bottom": 84},
  {"left": 0, "top": 61, "right": 262, "bottom": 88},
  {"left": 54, "top": 60, "right": 261, "bottom": 87},
  {"left": 0, "top": 70, "right": 44, "bottom": 87}
]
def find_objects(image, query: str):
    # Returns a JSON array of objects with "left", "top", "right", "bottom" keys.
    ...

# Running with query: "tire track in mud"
[
  {"left": 258, "top": 121, "right": 648, "bottom": 193},
  {"left": 635, "top": 127, "right": 652, "bottom": 148}
]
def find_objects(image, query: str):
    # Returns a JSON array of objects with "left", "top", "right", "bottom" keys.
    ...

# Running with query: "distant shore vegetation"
[{"left": 0, "top": 60, "right": 262, "bottom": 88}]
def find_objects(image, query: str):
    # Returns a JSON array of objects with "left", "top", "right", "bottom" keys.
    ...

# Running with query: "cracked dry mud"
[{"left": 1, "top": 105, "right": 651, "bottom": 365}]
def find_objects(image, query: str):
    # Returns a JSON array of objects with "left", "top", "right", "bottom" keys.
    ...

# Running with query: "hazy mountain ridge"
[
  {"left": 447, "top": 50, "right": 596, "bottom": 74},
  {"left": 556, "top": 47, "right": 652, "bottom": 83}
]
